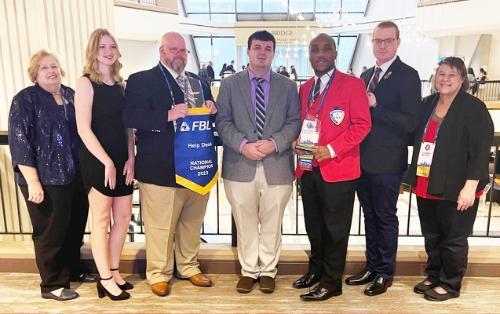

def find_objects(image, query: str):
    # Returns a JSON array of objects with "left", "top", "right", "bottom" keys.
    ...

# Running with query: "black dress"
[{"left": 79, "top": 75, "right": 133, "bottom": 197}]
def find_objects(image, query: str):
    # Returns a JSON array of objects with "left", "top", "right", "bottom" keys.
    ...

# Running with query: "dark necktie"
[
  {"left": 255, "top": 77, "right": 266, "bottom": 138},
  {"left": 368, "top": 67, "right": 382, "bottom": 93},
  {"left": 312, "top": 77, "right": 321, "bottom": 102}
]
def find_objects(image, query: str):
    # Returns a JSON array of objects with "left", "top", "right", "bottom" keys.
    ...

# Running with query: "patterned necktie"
[
  {"left": 176, "top": 75, "right": 196, "bottom": 107},
  {"left": 312, "top": 77, "right": 321, "bottom": 102},
  {"left": 255, "top": 77, "right": 266, "bottom": 138},
  {"left": 368, "top": 67, "right": 382, "bottom": 93}
]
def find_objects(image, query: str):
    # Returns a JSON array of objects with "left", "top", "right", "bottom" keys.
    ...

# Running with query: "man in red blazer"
[{"left": 292, "top": 33, "right": 371, "bottom": 301}]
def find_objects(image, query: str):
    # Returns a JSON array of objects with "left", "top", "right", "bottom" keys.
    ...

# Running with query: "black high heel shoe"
[
  {"left": 111, "top": 268, "right": 134, "bottom": 290},
  {"left": 97, "top": 276, "right": 130, "bottom": 301}
]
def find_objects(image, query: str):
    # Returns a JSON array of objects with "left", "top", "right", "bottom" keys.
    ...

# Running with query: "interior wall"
[{"left": 0, "top": 0, "right": 114, "bottom": 130}]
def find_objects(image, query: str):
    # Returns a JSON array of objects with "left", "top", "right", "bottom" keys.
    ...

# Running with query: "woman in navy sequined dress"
[
  {"left": 8, "top": 50, "right": 92, "bottom": 301},
  {"left": 75, "top": 29, "right": 134, "bottom": 301}
]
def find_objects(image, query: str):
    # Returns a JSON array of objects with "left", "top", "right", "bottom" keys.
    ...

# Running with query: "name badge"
[
  {"left": 296, "top": 116, "right": 320, "bottom": 150},
  {"left": 416, "top": 142, "right": 435, "bottom": 177}
]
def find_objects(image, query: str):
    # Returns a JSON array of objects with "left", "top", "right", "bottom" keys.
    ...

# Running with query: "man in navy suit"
[
  {"left": 123, "top": 32, "right": 216, "bottom": 297},
  {"left": 345, "top": 21, "right": 421, "bottom": 296}
]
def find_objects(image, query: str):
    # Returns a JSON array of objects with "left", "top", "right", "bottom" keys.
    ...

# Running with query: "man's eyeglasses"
[
  {"left": 371, "top": 38, "right": 397, "bottom": 46},
  {"left": 166, "top": 47, "right": 190, "bottom": 55}
]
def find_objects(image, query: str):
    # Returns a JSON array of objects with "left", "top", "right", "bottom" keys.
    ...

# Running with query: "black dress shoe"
[
  {"left": 292, "top": 273, "right": 321, "bottom": 289},
  {"left": 413, "top": 278, "right": 438, "bottom": 294},
  {"left": 41, "top": 288, "right": 79, "bottom": 301},
  {"left": 70, "top": 272, "right": 97, "bottom": 283},
  {"left": 364, "top": 276, "right": 392, "bottom": 296},
  {"left": 345, "top": 269, "right": 376, "bottom": 286},
  {"left": 424, "top": 287, "right": 459, "bottom": 301},
  {"left": 300, "top": 285, "right": 342, "bottom": 301}
]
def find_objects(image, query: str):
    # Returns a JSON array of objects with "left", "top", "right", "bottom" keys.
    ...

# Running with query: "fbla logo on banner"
[
  {"left": 175, "top": 107, "right": 218, "bottom": 195},
  {"left": 180, "top": 122, "right": 191, "bottom": 132},
  {"left": 180, "top": 120, "right": 211, "bottom": 132}
]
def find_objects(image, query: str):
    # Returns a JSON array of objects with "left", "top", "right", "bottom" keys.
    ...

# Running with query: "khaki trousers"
[
  {"left": 138, "top": 181, "right": 209, "bottom": 284},
  {"left": 224, "top": 163, "right": 292, "bottom": 279}
]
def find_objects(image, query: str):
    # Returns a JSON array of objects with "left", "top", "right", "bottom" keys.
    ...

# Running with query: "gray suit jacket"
[{"left": 216, "top": 70, "right": 301, "bottom": 185}]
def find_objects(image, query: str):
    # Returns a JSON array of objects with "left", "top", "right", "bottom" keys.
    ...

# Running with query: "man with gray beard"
[{"left": 123, "top": 32, "right": 217, "bottom": 297}]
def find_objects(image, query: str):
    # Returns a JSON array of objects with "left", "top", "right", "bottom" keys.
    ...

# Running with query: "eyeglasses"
[
  {"left": 372, "top": 38, "right": 397, "bottom": 46},
  {"left": 166, "top": 47, "right": 190, "bottom": 55}
]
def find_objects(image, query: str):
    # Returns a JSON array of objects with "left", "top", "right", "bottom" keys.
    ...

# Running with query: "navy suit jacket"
[
  {"left": 123, "top": 63, "right": 213, "bottom": 187},
  {"left": 360, "top": 56, "right": 422, "bottom": 174}
]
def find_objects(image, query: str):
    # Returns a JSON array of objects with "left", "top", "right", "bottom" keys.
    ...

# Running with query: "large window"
[
  {"left": 237, "top": 35, "right": 358, "bottom": 79},
  {"left": 194, "top": 36, "right": 237, "bottom": 79},
  {"left": 183, "top": 0, "right": 369, "bottom": 22}
]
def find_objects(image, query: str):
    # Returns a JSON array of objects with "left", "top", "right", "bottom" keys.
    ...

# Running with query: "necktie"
[
  {"left": 368, "top": 67, "right": 382, "bottom": 93},
  {"left": 255, "top": 77, "right": 266, "bottom": 138},
  {"left": 176, "top": 75, "right": 196, "bottom": 107},
  {"left": 312, "top": 77, "right": 321, "bottom": 102}
]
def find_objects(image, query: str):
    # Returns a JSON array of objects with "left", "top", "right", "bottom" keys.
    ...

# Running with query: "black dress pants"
[
  {"left": 357, "top": 171, "right": 402, "bottom": 279},
  {"left": 416, "top": 196, "right": 478, "bottom": 293},
  {"left": 20, "top": 173, "right": 89, "bottom": 293},
  {"left": 300, "top": 167, "right": 357, "bottom": 291}
]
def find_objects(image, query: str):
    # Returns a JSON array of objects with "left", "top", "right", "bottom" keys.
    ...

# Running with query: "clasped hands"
[
  {"left": 168, "top": 100, "right": 217, "bottom": 121},
  {"left": 242, "top": 140, "right": 276, "bottom": 161}
]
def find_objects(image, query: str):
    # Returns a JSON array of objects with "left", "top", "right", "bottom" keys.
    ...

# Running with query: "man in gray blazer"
[{"left": 216, "top": 30, "right": 301, "bottom": 294}]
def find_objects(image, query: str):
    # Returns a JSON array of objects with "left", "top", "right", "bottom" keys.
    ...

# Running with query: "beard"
[{"left": 171, "top": 57, "right": 186, "bottom": 73}]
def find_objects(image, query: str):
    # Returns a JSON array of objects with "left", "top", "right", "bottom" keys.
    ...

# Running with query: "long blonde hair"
[{"left": 83, "top": 28, "right": 123, "bottom": 84}]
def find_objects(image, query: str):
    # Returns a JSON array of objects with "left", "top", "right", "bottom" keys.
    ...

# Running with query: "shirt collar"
[
  {"left": 248, "top": 68, "right": 271, "bottom": 83},
  {"left": 160, "top": 60, "right": 185, "bottom": 80},
  {"left": 315, "top": 68, "right": 335, "bottom": 84},
  {"left": 376, "top": 54, "right": 397, "bottom": 74}
]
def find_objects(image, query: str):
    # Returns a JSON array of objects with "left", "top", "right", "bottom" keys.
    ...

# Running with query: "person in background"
[
  {"left": 76, "top": 28, "right": 134, "bottom": 301},
  {"left": 199, "top": 63, "right": 209, "bottom": 83},
  {"left": 8, "top": 50, "right": 94, "bottom": 301},
  {"left": 290, "top": 65, "right": 298, "bottom": 81},
  {"left": 207, "top": 61, "right": 215, "bottom": 84},
  {"left": 467, "top": 67, "right": 477, "bottom": 95},
  {"left": 406, "top": 57, "right": 493, "bottom": 302},
  {"left": 219, "top": 63, "right": 227, "bottom": 79},
  {"left": 227, "top": 60, "right": 236, "bottom": 73},
  {"left": 478, "top": 67, "right": 487, "bottom": 83},
  {"left": 278, "top": 65, "right": 290, "bottom": 78}
]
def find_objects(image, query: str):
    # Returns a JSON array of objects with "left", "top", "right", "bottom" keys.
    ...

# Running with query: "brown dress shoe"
[
  {"left": 151, "top": 281, "right": 170, "bottom": 296},
  {"left": 259, "top": 276, "right": 275, "bottom": 293},
  {"left": 236, "top": 276, "right": 258, "bottom": 293},
  {"left": 188, "top": 273, "right": 213, "bottom": 287}
]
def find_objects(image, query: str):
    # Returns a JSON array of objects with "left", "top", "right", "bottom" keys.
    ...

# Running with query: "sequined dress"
[{"left": 79, "top": 75, "right": 133, "bottom": 196}]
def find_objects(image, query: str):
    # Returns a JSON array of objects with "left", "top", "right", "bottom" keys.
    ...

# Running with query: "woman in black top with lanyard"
[
  {"left": 406, "top": 57, "right": 493, "bottom": 301},
  {"left": 76, "top": 29, "right": 134, "bottom": 301}
]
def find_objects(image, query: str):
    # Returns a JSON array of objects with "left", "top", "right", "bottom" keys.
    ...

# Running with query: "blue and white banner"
[{"left": 175, "top": 107, "right": 218, "bottom": 195}]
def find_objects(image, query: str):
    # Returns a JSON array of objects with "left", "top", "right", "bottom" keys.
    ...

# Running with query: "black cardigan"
[{"left": 406, "top": 90, "right": 494, "bottom": 201}]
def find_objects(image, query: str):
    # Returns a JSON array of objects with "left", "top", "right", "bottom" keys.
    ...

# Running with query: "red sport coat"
[{"left": 295, "top": 70, "right": 371, "bottom": 182}]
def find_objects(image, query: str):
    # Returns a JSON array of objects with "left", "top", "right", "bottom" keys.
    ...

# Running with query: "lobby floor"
[{"left": 0, "top": 273, "right": 499, "bottom": 313}]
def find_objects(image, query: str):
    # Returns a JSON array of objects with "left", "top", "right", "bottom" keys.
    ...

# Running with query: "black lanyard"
[{"left": 306, "top": 70, "right": 335, "bottom": 118}]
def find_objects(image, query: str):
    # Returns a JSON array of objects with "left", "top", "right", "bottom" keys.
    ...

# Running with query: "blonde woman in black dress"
[{"left": 75, "top": 29, "right": 134, "bottom": 300}]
